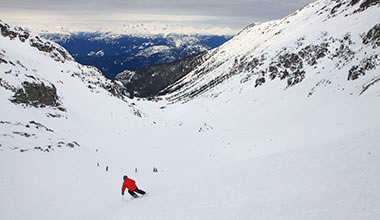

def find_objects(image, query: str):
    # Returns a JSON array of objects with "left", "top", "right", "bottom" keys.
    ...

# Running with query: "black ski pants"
[{"left": 128, "top": 188, "right": 146, "bottom": 198}]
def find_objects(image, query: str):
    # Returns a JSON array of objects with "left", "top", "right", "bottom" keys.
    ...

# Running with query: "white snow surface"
[
  {"left": 1, "top": 1, "right": 380, "bottom": 220},
  {"left": 87, "top": 50, "right": 105, "bottom": 57},
  {"left": 136, "top": 45, "right": 171, "bottom": 57}
]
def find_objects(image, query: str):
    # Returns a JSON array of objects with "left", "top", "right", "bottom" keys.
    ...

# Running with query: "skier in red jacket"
[{"left": 121, "top": 175, "right": 146, "bottom": 199}]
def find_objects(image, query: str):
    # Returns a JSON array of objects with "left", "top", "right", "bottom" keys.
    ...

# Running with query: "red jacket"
[{"left": 122, "top": 178, "right": 137, "bottom": 195}]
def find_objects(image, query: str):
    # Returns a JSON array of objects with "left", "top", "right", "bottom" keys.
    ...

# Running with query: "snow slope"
[
  {"left": 161, "top": 0, "right": 380, "bottom": 103},
  {"left": 1, "top": 0, "right": 380, "bottom": 220}
]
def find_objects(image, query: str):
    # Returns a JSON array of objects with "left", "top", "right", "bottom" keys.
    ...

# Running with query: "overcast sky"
[{"left": 0, "top": 0, "right": 315, "bottom": 35}]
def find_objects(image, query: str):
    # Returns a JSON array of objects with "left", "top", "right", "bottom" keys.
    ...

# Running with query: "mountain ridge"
[
  {"left": 43, "top": 32, "right": 232, "bottom": 79},
  {"left": 113, "top": 0, "right": 380, "bottom": 102}
]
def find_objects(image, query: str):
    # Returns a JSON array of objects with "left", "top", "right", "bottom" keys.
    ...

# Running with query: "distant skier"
[{"left": 121, "top": 175, "right": 146, "bottom": 199}]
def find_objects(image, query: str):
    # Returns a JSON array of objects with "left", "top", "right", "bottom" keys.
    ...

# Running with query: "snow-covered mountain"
[
  {"left": 43, "top": 32, "right": 231, "bottom": 79},
  {"left": 1, "top": 0, "right": 380, "bottom": 220},
  {"left": 116, "top": 0, "right": 380, "bottom": 101},
  {"left": 0, "top": 19, "right": 140, "bottom": 152}
]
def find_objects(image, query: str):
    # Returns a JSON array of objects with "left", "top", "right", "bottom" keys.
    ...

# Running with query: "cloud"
[
  {"left": 0, "top": 0, "right": 315, "bottom": 34},
  {"left": 1, "top": 0, "right": 314, "bottom": 17}
]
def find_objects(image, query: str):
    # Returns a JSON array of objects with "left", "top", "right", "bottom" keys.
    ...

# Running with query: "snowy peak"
[
  {"left": 157, "top": 0, "right": 380, "bottom": 103},
  {"left": 0, "top": 20, "right": 73, "bottom": 63}
]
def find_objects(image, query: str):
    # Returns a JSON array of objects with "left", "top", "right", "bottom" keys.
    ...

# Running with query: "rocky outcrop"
[
  {"left": 354, "top": 0, "right": 380, "bottom": 13},
  {"left": 363, "top": 23, "right": 380, "bottom": 48},
  {"left": 10, "top": 82, "right": 62, "bottom": 108},
  {"left": 348, "top": 55, "right": 379, "bottom": 80},
  {"left": 30, "top": 37, "right": 71, "bottom": 62},
  {"left": 0, "top": 20, "right": 72, "bottom": 63}
]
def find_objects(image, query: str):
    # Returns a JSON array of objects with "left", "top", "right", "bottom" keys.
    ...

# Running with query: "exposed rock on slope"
[
  {"left": 0, "top": 20, "right": 141, "bottom": 152},
  {"left": 11, "top": 81, "right": 62, "bottom": 108},
  {"left": 114, "top": 0, "right": 380, "bottom": 102},
  {"left": 162, "top": 0, "right": 380, "bottom": 103},
  {"left": 1, "top": 21, "right": 72, "bottom": 63}
]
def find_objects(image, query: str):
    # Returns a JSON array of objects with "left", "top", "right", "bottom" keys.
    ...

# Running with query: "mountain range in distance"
[{"left": 43, "top": 32, "right": 232, "bottom": 79}]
